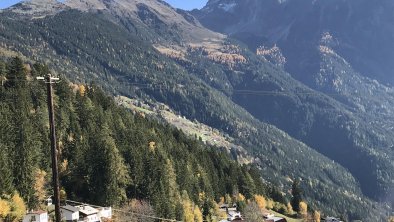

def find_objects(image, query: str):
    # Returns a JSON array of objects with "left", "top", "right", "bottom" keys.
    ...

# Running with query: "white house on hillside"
[
  {"left": 77, "top": 205, "right": 100, "bottom": 222},
  {"left": 97, "top": 207, "right": 112, "bottom": 220},
  {"left": 23, "top": 211, "right": 48, "bottom": 222},
  {"left": 61, "top": 205, "right": 79, "bottom": 222}
]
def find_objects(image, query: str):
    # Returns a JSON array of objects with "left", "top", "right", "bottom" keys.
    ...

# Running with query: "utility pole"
[{"left": 37, "top": 74, "right": 61, "bottom": 222}]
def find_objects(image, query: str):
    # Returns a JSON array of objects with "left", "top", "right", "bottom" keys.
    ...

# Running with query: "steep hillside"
[
  {"left": 0, "top": 0, "right": 391, "bottom": 220},
  {"left": 194, "top": 0, "right": 394, "bottom": 205},
  {"left": 194, "top": 0, "right": 394, "bottom": 85},
  {"left": 0, "top": 57, "right": 269, "bottom": 221}
]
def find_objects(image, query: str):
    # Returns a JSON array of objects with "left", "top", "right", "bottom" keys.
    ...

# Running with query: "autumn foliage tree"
[
  {"left": 254, "top": 195, "right": 266, "bottom": 211},
  {"left": 9, "top": 193, "right": 27, "bottom": 221},
  {"left": 0, "top": 199, "right": 11, "bottom": 219},
  {"left": 299, "top": 201, "right": 308, "bottom": 219},
  {"left": 313, "top": 210, "right": 321, "bottom": 222}
]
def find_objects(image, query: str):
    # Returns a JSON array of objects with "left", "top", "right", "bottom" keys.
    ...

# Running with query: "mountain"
[
  {"left": 194, "top": 0, "right": 394, "bottom": 204},
  {"left": 64, "top": 0, "right": 224, "bottom": 43},
  {"left": 2, "top": 0, "right": 67, "bottom": 19},
  {"left": 0, "top": 0, "right": 392, "bottom": 220},
  {"left": 194, "top": 0, "right": 394, "bottom": 85}
]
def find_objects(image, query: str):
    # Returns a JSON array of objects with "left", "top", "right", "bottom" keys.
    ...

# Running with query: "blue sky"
[
  {"left": 0, "top": 0, "right": 208, "bottom": 10},
  {"left": 164, "top": 0, "right": 208, "bottom": 10}
]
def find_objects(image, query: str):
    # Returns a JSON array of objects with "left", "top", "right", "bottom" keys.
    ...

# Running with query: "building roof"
[
  {"left": 26, "top": 211, "right": 47, "bottom": 215},
  {"left": 271, "top": 217, "right": 286, "bottom": 222},
  {"left": 61, "top": 205, "right": 79, "bottom": 213},
  {"left": 77, "top": 205, "right": 99, "bottom": 216}
]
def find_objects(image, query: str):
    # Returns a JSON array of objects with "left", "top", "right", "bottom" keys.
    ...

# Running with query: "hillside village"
[
  {"left": 21, "top": 201, "right": 345, "bottom": 222},
  {"left": 21, "top": 200, "right": 112, "bottom": 222}
]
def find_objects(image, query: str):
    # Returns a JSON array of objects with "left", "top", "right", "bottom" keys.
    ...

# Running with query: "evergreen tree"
[
  {"left": 88, "top": 121, "right": 130, "bottom": 206},
  {"left": 291, "top": 179, "right": 303, "bottom": 213},
  {"left": 5, "top": 57, "right": 26, "bottom": 88},
  {"left": 0, "top": 143, "right": 13, "bottom": 195}
]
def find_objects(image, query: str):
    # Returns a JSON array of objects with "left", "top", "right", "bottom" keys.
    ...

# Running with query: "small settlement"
[
  {"left": 218, "top": 204, "right": 243, "bottom": 222},
  {"left": 22, "top": 201, "right": 112, "bottom": 222}
]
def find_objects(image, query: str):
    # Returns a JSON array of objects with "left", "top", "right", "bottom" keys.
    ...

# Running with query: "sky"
[
  {"left": 0, "top": 0, "right": 208, "bottom": 10},
  {"left": 164, "top": 0, "right": 208, "bottom": 10}
]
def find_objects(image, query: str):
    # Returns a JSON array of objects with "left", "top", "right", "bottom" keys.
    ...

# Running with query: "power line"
[
  {"left": 0, "top": 77, "right": 372, "bottom": 97},
  {"left": 232, "top": 89, "right": 344, "bottom": 96}
]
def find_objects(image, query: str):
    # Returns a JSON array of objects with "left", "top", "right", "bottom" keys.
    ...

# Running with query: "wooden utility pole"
[{"left": 38, "top": 74, "right": 61, "bottom": 222}]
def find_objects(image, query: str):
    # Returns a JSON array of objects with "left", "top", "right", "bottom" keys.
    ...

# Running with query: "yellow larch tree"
[
  {"left": 34, "top": 169, "right": 47, "bottom": 205},
  {"left": 0, "top": 199, "right": 11, "bottom": 218},
  {"left": 10, "top": 193, "right": 26, "bottom": 221},
  {"left": 78, "top": 85, "right": 86, "bottom": 96},
  {"left": 286, "top": 202, "right": 294, "bottom": 215},
  {"left": 299, "top": 201, "right": 308, "bottom": 219},
  {"left": 254, "top": 195, "right": 266, "bottom": 211},
  {"left": 193, "top": 206, "right": 203, "bottom": 222},
  {"left": 181, "top": 191, "right": 194, "bottom": 222},
  {"left": 313, "top": 210, "right": 321, "bottom": 222},
  {"left": 237, "top": 193, "right": 245, "bottom": 202}
]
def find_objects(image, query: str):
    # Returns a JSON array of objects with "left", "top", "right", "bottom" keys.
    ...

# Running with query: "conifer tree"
[
  {"left": 0, "top": 143, "right": 14, "bottom": 195},
  {"left": 6, "top": 57, "right": 26, "bottom": 88},
  {"left": 0, "top": 61, "right": 6, "bottom": 76},
  {"left": 88, "top": 122, "right": 130, "bottom": 206},
  {"left": 291, "top": 179, "right": 303, "bottom": 213}
]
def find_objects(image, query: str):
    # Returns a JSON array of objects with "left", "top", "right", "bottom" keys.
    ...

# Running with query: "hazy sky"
[{"left": 0, "top": 0, "right": 208, "bottom": 10}]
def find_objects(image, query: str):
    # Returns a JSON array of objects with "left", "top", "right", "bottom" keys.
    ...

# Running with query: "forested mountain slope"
[
  {"left": 0, "top": 57, "right": 269, "bottom": 221},
  {"left": 194, "top": 0, "right": 394, "bottom": 205},
  {"left": 0, "top": 0, "right": 392, "bottom": 220}
]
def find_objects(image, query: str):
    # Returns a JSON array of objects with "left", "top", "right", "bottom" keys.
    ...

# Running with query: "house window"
[{"left": 31, "top": 216, "right": 36, "bottom": 222}]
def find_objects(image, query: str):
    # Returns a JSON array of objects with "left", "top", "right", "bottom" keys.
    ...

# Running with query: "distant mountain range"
[{"left": 0, "top": 0, "right": 393, "bottom": 220}]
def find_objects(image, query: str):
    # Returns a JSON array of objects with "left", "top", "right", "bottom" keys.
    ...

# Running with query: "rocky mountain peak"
[
  {"left": 64, "top": 0, "right": 224, "bottom": 43},
  {"left": 4, "top": 0, "right": 67, "bottom": 18}
]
